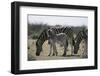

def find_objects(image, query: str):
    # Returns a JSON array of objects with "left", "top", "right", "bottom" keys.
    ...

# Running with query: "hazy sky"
[{"left": 28, "top": 14, "right": 88, "bottom": 26}]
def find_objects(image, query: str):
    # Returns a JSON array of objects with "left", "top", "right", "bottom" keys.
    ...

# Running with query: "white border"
[{"left": 20, "top": 6, "right": 95, "bottom": 70}]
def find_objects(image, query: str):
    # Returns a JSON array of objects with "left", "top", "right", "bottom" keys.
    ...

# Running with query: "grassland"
[{"left": 28, "top": 39, "right": 87, "bottom": 61}]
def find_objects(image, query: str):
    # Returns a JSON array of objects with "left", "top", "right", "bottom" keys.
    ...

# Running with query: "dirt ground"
[{"left": 28, "top": 39, "right": 87, "bottom": 61}]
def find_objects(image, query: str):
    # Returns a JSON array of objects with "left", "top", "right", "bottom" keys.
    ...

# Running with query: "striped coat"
[{"left": 36, "top": 27, "right": 74, "bottom": 56}]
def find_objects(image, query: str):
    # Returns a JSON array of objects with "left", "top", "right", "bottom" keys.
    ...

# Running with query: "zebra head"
[
  {"left": 74, "top": 28, "right": 88, "bottom": 54},
  {"left": 74, "top": 31, "right": 83, "bottom": 54},
  {"left": 47, "top": 28, "right": 56, "bottom": 39},
  {"left": 36, "top": 40, "right": 43, "bottom": 56},
  {"left": 36, "top": 28, "right": 54, "bottom": 56}
]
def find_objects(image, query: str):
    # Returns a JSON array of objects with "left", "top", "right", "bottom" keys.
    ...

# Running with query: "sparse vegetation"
[
  {"left": 28, "top": 23, "right": 87, "bottom": 39},
  {"left": 28, "top": 23, "right": 49, "bottom": 39}
]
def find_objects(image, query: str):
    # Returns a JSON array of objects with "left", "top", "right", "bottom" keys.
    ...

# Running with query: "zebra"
[
  {"left": 36, "top": 29, "right": 49, "bottom": 56},
  {"left": 36, "top": 26, "right": 74, "bottom": 56},
  {"left": 64, "top": 27, "right": 75, "bottom": 55},
  {"left": 74, "top": 28, "right": 88, "bottom": 57},
  {"left": 47, "top": 28, "right": 68, "bottom": 56},
  {"left": 48, "top": 26, "right": 75, "bottom": 55}
]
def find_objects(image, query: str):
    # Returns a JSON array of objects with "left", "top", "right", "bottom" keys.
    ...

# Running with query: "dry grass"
[{"left": 28, "top": 39, "right": 87, "bottom": 61}]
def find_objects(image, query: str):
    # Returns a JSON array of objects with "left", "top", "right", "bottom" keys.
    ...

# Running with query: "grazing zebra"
[
  {"left": 64, "top": 27, "right": 75, "bottom": 55},
  {"left": 36, "top": 29, "right": 49, "bottom": 56},
  {"left": 47, "top": 28, "right": 68, "bottom": 56},
  {"left": 36, "top": 26, "right": 74, "bottom": 56},
  {"left": 74, "top": 28, "right": 88, "bottom": 56}
]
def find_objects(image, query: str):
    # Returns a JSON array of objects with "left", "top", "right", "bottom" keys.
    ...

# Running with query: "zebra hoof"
[
  {"left": 62, "top": 54, "right": 66, "bottom": 56},
  {"left": 56, "top": 52, "right": 58, "bottom": 56},
  {"left": 52, "top": 53, "right": 55, "bottom": 56},
  {"left": 48, "top": 54, "right": 50, "bottom": 56}
]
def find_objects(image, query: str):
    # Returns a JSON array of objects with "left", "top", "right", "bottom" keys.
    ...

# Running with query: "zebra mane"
[
  {"left": 36, "top": 29, "right": 48, "bottom": 46},
  {"left": 75, "top": 29, "right": 87, "bottom": 42}
]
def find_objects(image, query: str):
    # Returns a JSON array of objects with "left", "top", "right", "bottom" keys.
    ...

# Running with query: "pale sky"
[{"left": 28, "top": 14, "right": 88, "bottom": 26}]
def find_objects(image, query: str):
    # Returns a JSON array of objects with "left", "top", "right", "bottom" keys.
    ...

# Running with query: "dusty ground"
[{"left": 28, "top": 39, "right": 87, "bottom": 61}]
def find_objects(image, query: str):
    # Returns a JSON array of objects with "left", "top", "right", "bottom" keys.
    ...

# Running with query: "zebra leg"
[
  {"left": 48, "top": 44, "right": 52, "bottom": 56},
  {"left": 71, "top": 41, "right": 74, "bottom": 56},
  {"left": 62, "top": 40, "right": 68, "bottom": 56},
  {"left": 62, "top": 44, "right": 67, "bottom": 56},
  {"left": 62, "top": 46, "right": 67, "bottom": 56},
  {"left": 68, "top": 39, "right": 74, "bottom": 56},
  {"left": 52, "top": 42, "right": 55, "bottom": 56},
  {"left": 55, "top": 44, "right": 58, "bottom": 56},
  {"left": 52, "top": 43, "right": 58, "bottom": 56}
]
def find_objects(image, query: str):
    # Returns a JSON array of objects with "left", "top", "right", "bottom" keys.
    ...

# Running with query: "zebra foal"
[{"left": 47, "top": 28, "right": 68, "bottom": 56}]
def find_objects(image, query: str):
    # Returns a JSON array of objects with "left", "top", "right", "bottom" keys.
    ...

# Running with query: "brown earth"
[{"left": 28, "top": 39, "right": 87, "bottom": 61}]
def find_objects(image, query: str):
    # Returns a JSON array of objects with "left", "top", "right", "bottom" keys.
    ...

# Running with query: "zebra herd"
[{"left": 36, "top": 26, "right": 87, "bottom": 57}]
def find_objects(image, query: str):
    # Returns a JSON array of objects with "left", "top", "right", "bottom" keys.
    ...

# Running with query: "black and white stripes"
[
  {"left": 36, "top": 29, "right": 48, "bottom": 56},
  {"left": 35, "top": 26, "right": 87, "bottom": 56},
  {"left": 36, "top": 27, "right": 74, "bottom": 56},
  {"left": 74, "top": 28, "right": 88, "bottom": 54}
]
